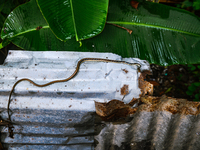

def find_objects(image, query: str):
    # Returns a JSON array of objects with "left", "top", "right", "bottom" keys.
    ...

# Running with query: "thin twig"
[{"left": 106, "top": 22, "right": 133, "bottom": 34}]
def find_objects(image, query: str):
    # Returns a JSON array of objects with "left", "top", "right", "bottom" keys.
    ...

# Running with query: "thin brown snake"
[{"left": 7, "top": 58, "right": 141, "bottom": 124}]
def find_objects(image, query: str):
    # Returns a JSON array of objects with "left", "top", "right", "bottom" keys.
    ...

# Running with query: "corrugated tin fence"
[{"left": 1, "top": 51, "right": 199, "bottom": 150}]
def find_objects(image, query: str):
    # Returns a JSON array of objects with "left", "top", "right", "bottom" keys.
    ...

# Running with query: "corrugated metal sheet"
[
  {"left": 95, "top": 96, "right": 200, "bottom": 150},
  {"left": 0, "top": 51, "right": 149, "bottom": 149}
]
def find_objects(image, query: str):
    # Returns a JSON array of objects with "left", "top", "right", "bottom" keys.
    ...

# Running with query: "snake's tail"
[{"left": 7, "top": 79, "right": 36, "bottom": 121}]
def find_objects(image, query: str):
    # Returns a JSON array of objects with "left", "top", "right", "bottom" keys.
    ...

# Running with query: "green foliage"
[
  {"left": 186, "top": 64, "right": 200, "bottom": 101},
  {"left": 0, "top": 0, "right": 200, "bottom": 66},
  {"left": 0, "top": 0, "right": 29, "bottom": 59},
  {"left": 180, "top": 0, "right": 200, "bottom": 10},
  {"left": 0, "top": 0, "right": 29, "bottom": 33},
  {"left": 165, "top": 87, "right": 173, "bottom": 93},
  {"left": 37, "top": 0, "right": 109, "bottom": 42},
  {"left": 193, "top": 0, "right": 200, "bottom": 10},
  {"left": 188, "top": 64, "right": 196, "bottom": 71}
]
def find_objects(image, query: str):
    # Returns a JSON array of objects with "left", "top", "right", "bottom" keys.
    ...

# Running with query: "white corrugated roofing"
[{"left": 0, "top": 51, "right": 149, "bottom": 149}]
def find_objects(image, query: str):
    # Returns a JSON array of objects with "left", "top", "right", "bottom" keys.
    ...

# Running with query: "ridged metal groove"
[
  {"left": 0, "top": 51, "right": 149, "bottom": 150},
  {"left": 95, "top": 97, "right": 200, "bottom": 150}
]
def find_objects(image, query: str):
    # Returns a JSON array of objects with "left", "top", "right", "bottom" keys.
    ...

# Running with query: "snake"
[{"left": 7, "top": 58, "right": 141, "bottom": 121}]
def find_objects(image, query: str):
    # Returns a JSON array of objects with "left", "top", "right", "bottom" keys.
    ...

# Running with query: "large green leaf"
[
  {"left": 1, "top": 0, "right": 200, "bottom": 65},
  {"left": 36, "top": 0, "right": 109, "bottom": 41},
  {"left": 1, "top": 0, "right": 48, "bottom": 40},
  {"left": 0, "top": 0, "right": 80, "bottom": 50},
  {"left": 105, "top": 0, "right": 200, "bottom": 65}
]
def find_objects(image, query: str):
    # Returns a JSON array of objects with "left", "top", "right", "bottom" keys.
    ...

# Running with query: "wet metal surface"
[
  {"left": 0, "top": 50, "right": 148, "bottom": 149},
  {"left": 1, "top": 51, "right": 200, "bottom": 150}
]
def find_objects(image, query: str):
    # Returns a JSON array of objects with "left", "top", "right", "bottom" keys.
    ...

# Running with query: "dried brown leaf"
[
  {"left": 130, "top": 0, "right": 139, "bottom": 10},
  {"left": 138, "top": 95, "right": 200, "bottom": 115},
  {"left": 139, "top": 73, "right": 154, "bottom": 96},
  {"left": 95, "top": 100, "right": 137, "bottom": 121}
]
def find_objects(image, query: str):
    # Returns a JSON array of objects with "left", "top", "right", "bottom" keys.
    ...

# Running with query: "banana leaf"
[
  {"left": 36, "top": 0, "right": 109, "bottom": 41},
  {"left": 1, "top": 0, "right": 200, "bottom": 65}
]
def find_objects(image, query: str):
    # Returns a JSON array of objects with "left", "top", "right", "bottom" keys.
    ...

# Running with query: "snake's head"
[{"left": 130, "top": 63, "right": 141, "bottom": 69}]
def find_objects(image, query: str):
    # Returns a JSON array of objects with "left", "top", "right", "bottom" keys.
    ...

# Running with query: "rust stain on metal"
[
  {"left": 120, "top": 84, "right": 129, "bottom": 96},
  {"left": 122, "top": 69, "right": 128, "bottom": 74},
  {"left": 139, "top": 71, "right": 153, "bottom": 96}
]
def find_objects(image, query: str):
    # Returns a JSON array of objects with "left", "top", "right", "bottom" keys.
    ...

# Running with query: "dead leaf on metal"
[
  {"left": 128, "top": 97, "right": 139, "bottom": 106},
  {"left": 95, "top": 100, "right": 137, "bottom": 121},
  {"left": 141, "top": 95, "right": 160, "bottom": 106},
  {"left": 158, "top": 95, "right": 200, "bottom": 115},
  {"left": 121, "top": 84, "right": 129, "bottom": 96},
  {"left": 137, "top": 96, "right": 160, "bottom": 112},
  {"left": 140, "top": 70, "right": 152, "bottom": 79},
  {"left": 138, "top": 95, "right": 200, "bottom": 115},
  {"left": 139, "top": 72, "right": 153, "bottom": 96}
]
